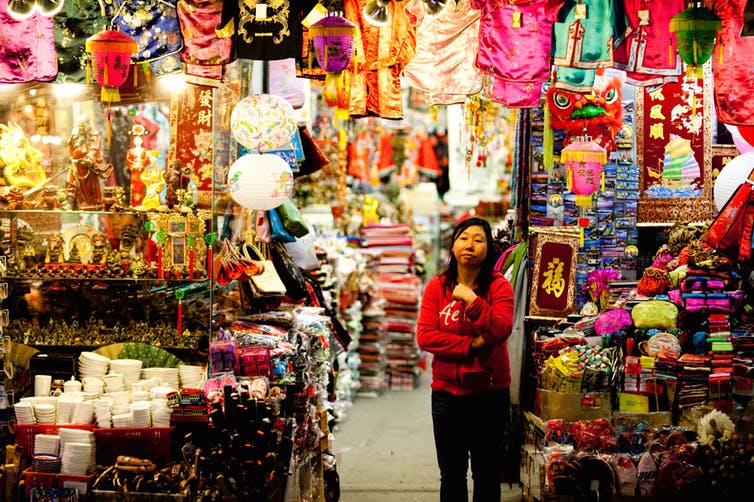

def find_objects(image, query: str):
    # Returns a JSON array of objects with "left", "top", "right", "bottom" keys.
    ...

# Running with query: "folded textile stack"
[
  {"left": 731, "top": 331, "right": 754, "bottom": 396},
  {"left": 676, "top": 354, "right": 710, "bottom": 410},
  {"left": 379, "top": 273, "right": 422, "bottom": 390},
  {"left": 357, "top": 300, "right": 389, "bottom": 396}
]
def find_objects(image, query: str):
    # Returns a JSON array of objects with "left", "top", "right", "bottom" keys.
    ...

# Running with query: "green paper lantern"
[{"left": 669, "top": 5, "right": 722, "bottom": 78}]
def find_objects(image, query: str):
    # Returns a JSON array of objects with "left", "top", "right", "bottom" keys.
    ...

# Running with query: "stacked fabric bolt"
[{"left": 676, "top": 354, "right": 710, "bottom": 409}]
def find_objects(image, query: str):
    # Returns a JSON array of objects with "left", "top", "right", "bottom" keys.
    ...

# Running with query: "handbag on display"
[
  {"left": 267, "top": 240, "right": 309, "bottom": 300},
  {"left": 294, "top": 124, "right": 330, "bottom": 178},
  {"left": 240, "top": 242, "right": 287, "bottom": 295},
  {"left": 268, "top": 207, "right": 296, "bottom": 243},
  {"left": 276, "top": 200, "right": 309, "bottom": 238},
  {"left": 702, "top": 167, "right": 754, "bottom": 266}
]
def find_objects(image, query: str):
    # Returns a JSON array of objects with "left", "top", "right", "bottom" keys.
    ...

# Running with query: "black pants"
[{"left": 431, "top": 388, "right": 510, "bottom": 502}]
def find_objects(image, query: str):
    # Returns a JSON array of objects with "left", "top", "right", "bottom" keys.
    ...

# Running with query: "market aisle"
[{"left": 334, "top": 369, "right": 523, "bottom": 502}]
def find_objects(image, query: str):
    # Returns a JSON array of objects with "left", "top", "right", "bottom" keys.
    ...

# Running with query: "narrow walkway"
[{"left": 333, "top": 369, "right": 523, "bottom": 501}]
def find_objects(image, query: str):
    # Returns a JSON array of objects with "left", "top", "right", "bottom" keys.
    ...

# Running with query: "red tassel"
[
  {"left": 177, "top": 299, "right": 183, "bottom": 336},
  {"left": 158, "top": 247, "right": 163, "bottom": 280}
]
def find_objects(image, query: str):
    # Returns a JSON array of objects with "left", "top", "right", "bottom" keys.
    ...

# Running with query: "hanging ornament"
[
  {"left": 226, "top": 154, "right": 293, "bottom": 210},
  {"left": 230, "top": 94, "right": 297, "bottom": 152},
  {"left": 421, "top": 0, "right": 449, "bottom": 17},
  {"left": 312, "top": 13, "right": 357, "bottom": 128},
  {"left": 363, "top": 0, "right": 392, "bottom": 26},
  {"left": 85, "top": 29, "right": 137, "bottom": 103},
  {"left": 7, "top": 0, "right": 64, "bottom": 20},
  {"left": 561, "top": 137, "right": 607, "bottom": 207},
  {"left": 669, "top": 3, "right": 722, "bottom": 78}
]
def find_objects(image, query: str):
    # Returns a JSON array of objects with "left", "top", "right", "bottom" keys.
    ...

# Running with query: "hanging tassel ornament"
[
  {"left": 363, "top": 0, "right": 392, "bottom": 26},
  {"left": 205, "top": 233, "right": 215, "bottom": 282},
  {"left": 543, "top": 101, "right": 554, "bottom": 171},
  {"left": 188, "top": 236, "right": 195, "bottom": 279},
  {"left": 155, "top": 230, "right": 167, "bottom": 280},
  {"left": 175, "top": 289, "right": 185, "bottom": 336},
  {"left": 421, "top": 0, "right": 449, "bottom": 17}
]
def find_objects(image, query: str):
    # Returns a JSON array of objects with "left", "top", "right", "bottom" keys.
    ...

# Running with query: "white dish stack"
[
  {"left": 78, "top": 352, "right": 110, "bottom": 379},
  {"left": 178, "top": 365, "right": 205, "bottom": 388},
  {"left": 109, "top": 359, "right": 143, "bottom": 389},
  {"left": 141, "top": 368, "right": 180, "bottom": 389},
  {"left": 59, "top": 429, "right": 96, "bottom": 475}
]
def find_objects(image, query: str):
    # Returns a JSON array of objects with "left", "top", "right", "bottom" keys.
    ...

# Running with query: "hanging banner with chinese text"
[
  {"left": 637, "top": 63, "right": 714, "bottom": 223},
  {"left": 169, "top": 83, "right": 214, "bottom": 209},
  {"left": 529, "top": 227, "right": 580, "bottom": 319}
]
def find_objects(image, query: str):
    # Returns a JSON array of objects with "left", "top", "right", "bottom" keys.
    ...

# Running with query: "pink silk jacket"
[
  {"left": 471, "top": 0, "right": 564, "bottom": 108},
  {"left": 0, "top": 0, "right": 57, "bottom": 83}
]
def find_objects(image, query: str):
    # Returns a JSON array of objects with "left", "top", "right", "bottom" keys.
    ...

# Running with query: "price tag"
[
  {"left": 575, "top": 3, "right": 587, "bottom": 19},
  {"left": 256, "top": 2, "right": 267, "bottom": 19},
  {"left": 512, "top": 11, "right": 522, "bottom": 28},
  {"left": 638, "top": 9, "right": 650, "bottom": 25}
]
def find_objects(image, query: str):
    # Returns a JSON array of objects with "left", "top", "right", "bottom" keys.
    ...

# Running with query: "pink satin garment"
[
  {"left": 710, "top": 0, "right": 754, "bottom": 126},
  {"left": 177, "top": 0, "right": 232, "bottom": 84},
  {"left": 471, "top": 0, "right": 564, "bottom": 108},
  {"left": 0, "top": 0, "right": 57, "bottom": 83},
  {"left": 402, "top": 0, "right": 483, "bottom": 105}
]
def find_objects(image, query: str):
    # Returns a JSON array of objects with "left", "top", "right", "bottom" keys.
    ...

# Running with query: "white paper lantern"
[
  {"left": 230, "top": 94, "right": 297, "bottom": 152},
  {"left": 713, "top": 152, "right": 754, "bottom": 211},
  {"left": 227, "top": 154, "right": 293, "bottom": 210}
]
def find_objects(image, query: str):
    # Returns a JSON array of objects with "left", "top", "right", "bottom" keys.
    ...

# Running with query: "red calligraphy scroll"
[{"left": 528, "top": 227, "right": 580, "bottom": 319}]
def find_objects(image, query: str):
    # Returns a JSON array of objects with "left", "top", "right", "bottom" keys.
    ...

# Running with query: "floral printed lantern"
[
  {"left": 85, "top": 29, "right": 137, "bottom": 103},
  {"left": 561, "top": 138, "right": 607, "bottom": 207},
  {"left": 226, "top": 154, "right": 293, "bottom": 210},
  {"left": 230, "top": 94, "right": 297, "bottom": 153},
  {"left": 669, "top": 4, "right": 721, "bottom": 78}
]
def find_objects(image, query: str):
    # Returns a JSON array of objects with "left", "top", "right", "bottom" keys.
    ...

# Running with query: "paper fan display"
[
  {"left": 92, "top": 343, "right": 126, "bottom": 361},
  {"left": 230, "top": 94, "right": 297, "bottom": 152},
  {"left": 117, "top": 343, "right": 181, "bottom": 368}
]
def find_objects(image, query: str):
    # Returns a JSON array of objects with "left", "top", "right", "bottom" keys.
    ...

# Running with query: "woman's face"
[{"left": 452, "top": 225, "right": 488, "bottom": 268}]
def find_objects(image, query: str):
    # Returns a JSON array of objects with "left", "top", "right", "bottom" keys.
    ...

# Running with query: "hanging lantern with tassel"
[
  {"left": 561, "top": 137, "right": 607, "bottom": 207},
  {"left": 311, "top": 12, "right": 357, "bottom": 143},
  {"left": 669, "top": 2, "right": 722, "bottom": 79},
  {"left": 85, "top": 29, "right": 137, "bottom": 104}
]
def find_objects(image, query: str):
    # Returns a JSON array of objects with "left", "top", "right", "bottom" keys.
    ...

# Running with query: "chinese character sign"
[
  {"left": 529, "top": 227, "right": 580, "bottom": 318},
  {"left": 638, "top": 64, "right": 714, "bottom": 223}
]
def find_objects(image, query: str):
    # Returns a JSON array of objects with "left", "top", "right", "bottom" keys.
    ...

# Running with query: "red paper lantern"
[
  {"left": 85, "top": 30, "right": 137, "bottom": 103},
  {"left": 562, "top": 138, "right": 607, "bottom": 207}
]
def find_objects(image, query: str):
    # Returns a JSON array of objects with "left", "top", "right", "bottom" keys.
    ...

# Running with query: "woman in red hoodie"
[{"left": 417, "top": 217, "right": 515, "bottom": 502}]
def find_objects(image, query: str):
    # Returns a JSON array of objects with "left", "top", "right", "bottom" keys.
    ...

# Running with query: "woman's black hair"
[{"left": 439, "top": 217, "right": 497, "bottom": 296}]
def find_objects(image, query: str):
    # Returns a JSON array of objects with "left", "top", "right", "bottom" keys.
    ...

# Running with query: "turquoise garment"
[{"left": 552, "top": 0, "right": 627, "bottom": 91}]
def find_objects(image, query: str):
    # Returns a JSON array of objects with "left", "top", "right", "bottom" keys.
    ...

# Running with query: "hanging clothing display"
[
  {"left": 54, "top": 0, "right": 109, "bottom": 83},
  {"left": 343, "top": 0, "right": 416, "bottom": 119},
  {"left": 552, "top": 0, "right": 627, "bottom": 91},
  {"left": 177, "top": 0, "right": 232, "bottom": 85},
  {"left": 0, "top": 0, "right": 57, "bottom": 83},
  {"left": 219, "top": 0, "right": 317, "bottom": 61},
  {"left": 613, "top": 0, "right": 685, "bottom": 87},
  {"left": 403, "top": 0, "right": 483, "bottom": 106},
  {"left": 471, "top": 0, "right": 564, "bottom": 108},
  {"left": 709, "top": 0, "right": 754, "bottom": 126},
  {"left": 102, "top": 0, "right": 184, "bottom": 77}
]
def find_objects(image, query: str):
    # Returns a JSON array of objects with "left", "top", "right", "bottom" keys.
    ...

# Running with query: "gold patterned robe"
[{"left": 344, "top": 0, "right": 416, "bottom": 120}]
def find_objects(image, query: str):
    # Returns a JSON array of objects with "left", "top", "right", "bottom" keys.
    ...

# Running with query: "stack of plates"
[
  {"left": 59, "top": 429, "right": 96, "bottom": 474},
  {"left": 151, "top": 401, "right": 172, "bottom": 428},
  {"left": 142, "top": 368, "right": 180, "bottom": 389},
  {"left": 130, "top": 401, "right": 152, "bottom": 428},
  {"left": 34, "top": 434, "right": 61, "bottom": 456},
  {"left": 93, "top": 398, "right": 113, "bottom": 428},
  {"left": 57, "top": 395, "right": 81, "bottom": 425},
  {"left": 112, "top": 412, "right": 133, "bottom": 428},
  {"left": 32, "top": 454, "right": 61, "bottom": 473},
  {"left": 149, "top": 386, "right": 175, "bottom": 400},
  {"left": 78, "top": 352, "right": 110, "bottom": 379},
  {"left": 34, "top": 403, "right": 56, "bottom": 425},
  {"left": 60, "top": 442, "right": 93, "bottom": 475},
  {"left": 14, "top": 402, "right": 35, "bottom": 424},
  {"left": 109, "top": 359, "right": 143, "bottom": 388},
  {"left": 178, "top": 365, "right": 205, "bottom": 388},
  {"left": 71, "top": 402, "right": 94, "bottom": 424}
]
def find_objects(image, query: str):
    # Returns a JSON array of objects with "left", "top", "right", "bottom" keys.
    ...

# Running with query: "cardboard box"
[{"left": 537, "top": 389, "right": 613, "bottom": 422}]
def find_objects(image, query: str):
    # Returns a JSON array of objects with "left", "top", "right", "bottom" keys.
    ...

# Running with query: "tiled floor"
[{"left": 333, "top": 369, "right": 523, "bottom": 501}]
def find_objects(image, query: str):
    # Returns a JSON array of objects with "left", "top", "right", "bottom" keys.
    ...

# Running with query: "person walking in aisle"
[{"left": 417, "top": 217, "right": 515, "bottom": 502}]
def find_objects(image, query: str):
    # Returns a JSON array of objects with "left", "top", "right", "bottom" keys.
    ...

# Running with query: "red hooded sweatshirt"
[{"left": 417, "top": 272, "right": 515, "bottom": 395}]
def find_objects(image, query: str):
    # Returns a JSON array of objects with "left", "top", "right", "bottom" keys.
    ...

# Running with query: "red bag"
[
  {"left": 703, "top": 168, "right": 754, "bottom": 265},
  {"left": 240, "top": 346, "right": 272, "bottom": 377}
]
